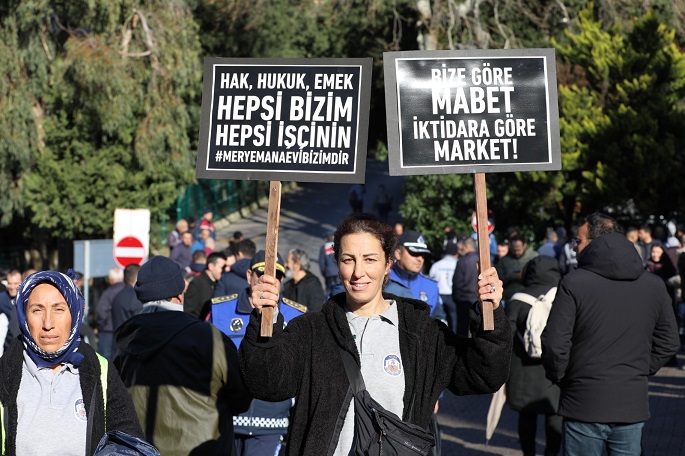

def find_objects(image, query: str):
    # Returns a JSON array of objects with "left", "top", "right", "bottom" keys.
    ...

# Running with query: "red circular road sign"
[
  {"left": 471, "top": 211, "right": 495, "bottom": 234},
  {"left": 114, "top": 236, "right": 146, "bottom": 268}
]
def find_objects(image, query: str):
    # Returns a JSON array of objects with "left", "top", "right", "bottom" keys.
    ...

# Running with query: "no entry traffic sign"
[
  {"left": 472, "top": 211, "right": 494, "bottom": 234},
  {"left": 113, "top": 236, "right": 146, "bottom": 268}
]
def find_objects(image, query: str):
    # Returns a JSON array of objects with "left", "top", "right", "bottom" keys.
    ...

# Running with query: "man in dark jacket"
[
  {"left": 452, "top": 237, "right": 478, "bottom": 337},
  {"left": 184, "top": 251, "right": 226, "bottom": 320},
  {"left": 110, "top": 264, "right": 142, "bottom": 357},
  {"left": 215, "top": 239, "right": 256, "bottom": 297},
  {"left": 318, "top": 232, "right": 342, "bottom": 297},
  {"left": 283, "top": 249, "right": 325, "bottom": 311},
  {"left": 94, "top": 267, "right": 125, "bottom": 361},
  {"left": 496, "top": 233, "right": 538, "bottom": 303},
  {"left": 0, "top": 269, "right": 21, "bottom": 353},
  {"left": 170, "top": 231, "right": 194, "bottom": 270},
  {"left": 541, "top": 213, "right": 680, "bottom": 455},
  {"left": 114, "top": 256, "right": 251, "bottom": 455}
]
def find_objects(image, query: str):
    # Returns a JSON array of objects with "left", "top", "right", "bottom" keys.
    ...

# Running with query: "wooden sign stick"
[
  {"left": 260, "top": 181, "right": 282, "bottom": 337},
  {"left": 474, "top": 172, "right": 495, "bottom": 331}
]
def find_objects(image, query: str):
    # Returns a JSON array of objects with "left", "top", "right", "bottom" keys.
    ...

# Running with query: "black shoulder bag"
[{"left": 338, "top": 346, "right": 435, "bottom": 456}]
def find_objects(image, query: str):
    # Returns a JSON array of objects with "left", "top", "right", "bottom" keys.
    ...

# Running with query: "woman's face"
[
  {"left": 26, "top": 283, "right": 72, "bottom": 353},
  {"left": 651, "top": 246, "right": 664, "bottom": 262},
  {"left": 338, "top": 232, "right": 391, "bottom": 310}
]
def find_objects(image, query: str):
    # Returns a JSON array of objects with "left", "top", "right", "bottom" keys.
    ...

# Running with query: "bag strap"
[
  {"left": 509, "top": 292, "right": 540, "bottom": 307},
  {"left": 86, "top": 385, "right": 97, "bottom": 455},
  {"left": 510, "top": 287, "right": 558, "bottom": 307},
  {"left": 0, "top": 399, "right": 5, "bottom": 455},
  {"left": 543, "top": 287, "right": 557, "bottom": 303},
  {"left": 338, "top": 345, "right": 366, "bottom": 394},
  {"left": 337, "top": 344, "right": 417, "bottom": 420}
]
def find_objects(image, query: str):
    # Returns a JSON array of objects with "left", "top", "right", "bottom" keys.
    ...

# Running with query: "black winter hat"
[{"left": 134, "top": 256, "right": 186, "bottom": 302}]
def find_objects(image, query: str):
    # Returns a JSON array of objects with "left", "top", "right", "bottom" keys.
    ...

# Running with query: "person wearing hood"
[
  {"left": 506, "top": 256, "right": 562, "bottom": 456},
  {"left": 541, "top": 213, "right": 680, "bottom": 456},
  {"left": 114, "top": 256, "right": 251, "bottom": 455},
  {"left": 0, "top": 270, "right": 143, "bottom": 455}
]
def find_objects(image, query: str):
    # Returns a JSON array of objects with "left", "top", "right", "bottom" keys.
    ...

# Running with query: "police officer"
[
  {"left": 389, "top": 230, "right": 444, "bottom": 319},
  {"left": 388, "top": 230, "right": 445, "bottom": 455},
  {"left": 211, "top": 250, "right": 306, "bottom": 456}
]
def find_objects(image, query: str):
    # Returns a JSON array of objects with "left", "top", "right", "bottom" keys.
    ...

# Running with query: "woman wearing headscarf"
[{"left": 0, "top": 270, "right": 143, "bottom": 455}]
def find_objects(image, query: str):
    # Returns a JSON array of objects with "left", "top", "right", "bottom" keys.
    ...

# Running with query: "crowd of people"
[{"left": 0, "top": 201, "right": 681, "bottom": 455}]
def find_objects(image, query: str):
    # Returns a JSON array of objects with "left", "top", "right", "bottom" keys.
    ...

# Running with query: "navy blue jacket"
[
  {"left": 452, "top": 250, "right": 478, "bottom": 304},
  {"left": 388, "top": 265, "right": 443, "bottom": 319},
  {"left": 214, "top": 259, "right": 250, "bottom": 298},
  {"left": 0, "top": 292, "right": 19, "bottom": 352}
]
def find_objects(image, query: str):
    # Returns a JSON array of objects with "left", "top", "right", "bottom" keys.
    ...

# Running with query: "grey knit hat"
[{"left": 134, "top": 256, "right": 186, "bottom": 302}]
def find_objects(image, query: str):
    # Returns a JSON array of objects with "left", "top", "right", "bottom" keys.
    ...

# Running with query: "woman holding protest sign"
[{"left": 239, "top": 213, "right": 512, "bottom": 455}]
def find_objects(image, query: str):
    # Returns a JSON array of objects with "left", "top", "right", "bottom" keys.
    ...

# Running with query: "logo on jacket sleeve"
[
  {"left": 230, "top": 318, "right": 244, "bottom": 332},
  {"left": 419, "top": 291, "right": 428, "bottom": 302},
  {"left": 383, "top": 354, "right": 402, "bottom": 376}
]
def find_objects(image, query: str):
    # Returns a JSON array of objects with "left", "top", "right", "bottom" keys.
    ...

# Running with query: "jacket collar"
[{"left": 391, "top": 263, "right": 419, "bottom": 282}]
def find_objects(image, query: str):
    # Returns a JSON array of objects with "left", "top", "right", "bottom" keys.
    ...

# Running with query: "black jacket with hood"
[
  {"left": 541, "top": 232, "right": 680, "bottom": 423},
  {"left": 114, "top": 307, "right": 251, "bottom": 455}
]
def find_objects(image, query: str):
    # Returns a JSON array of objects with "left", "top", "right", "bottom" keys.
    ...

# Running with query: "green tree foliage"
[
  {"left": 488, "top": 7, "right": 685, "bottom": 230},
  {"left": 0, "top": 1, "right": 201, "bottom": 246},
  {"left": 400, "top": 2, "right": 685, "bottom": 245},
  {"left": 400, "top": 174, "right": 477, "bottom": 253},
  {"left": 555, "top": 7, "right": 685, "bottom": 220}
]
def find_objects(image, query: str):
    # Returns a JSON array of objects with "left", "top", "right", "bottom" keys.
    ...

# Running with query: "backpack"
[{"left": 509, "top": 287, "right": 557, "bottom": 358}]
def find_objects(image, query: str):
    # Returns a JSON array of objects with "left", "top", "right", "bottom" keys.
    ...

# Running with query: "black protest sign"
[
  {"left": 197, "top": 58, "right": 372, "bottom": 183},
  {"left": 384, "top": 49, "right": 561, "bottom": 175}
]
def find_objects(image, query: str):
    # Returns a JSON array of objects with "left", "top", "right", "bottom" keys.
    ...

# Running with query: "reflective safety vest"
[{"left": 0, "top": 353, "right": 109, "bottom": 454}]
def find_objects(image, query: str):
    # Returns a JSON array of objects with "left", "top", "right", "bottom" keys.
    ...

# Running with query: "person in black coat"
[
  {"left": 506, "top": 256, "right": 561, "bottom": 456},
  {"left": 542, "top": 213, "right": 680, "bottom": 455},
  {"left": 239, "top": 214, "right": 512, "bottom": 455},
  {"left": 283, "top": 249, "right": 325, "bottom": 311}
]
